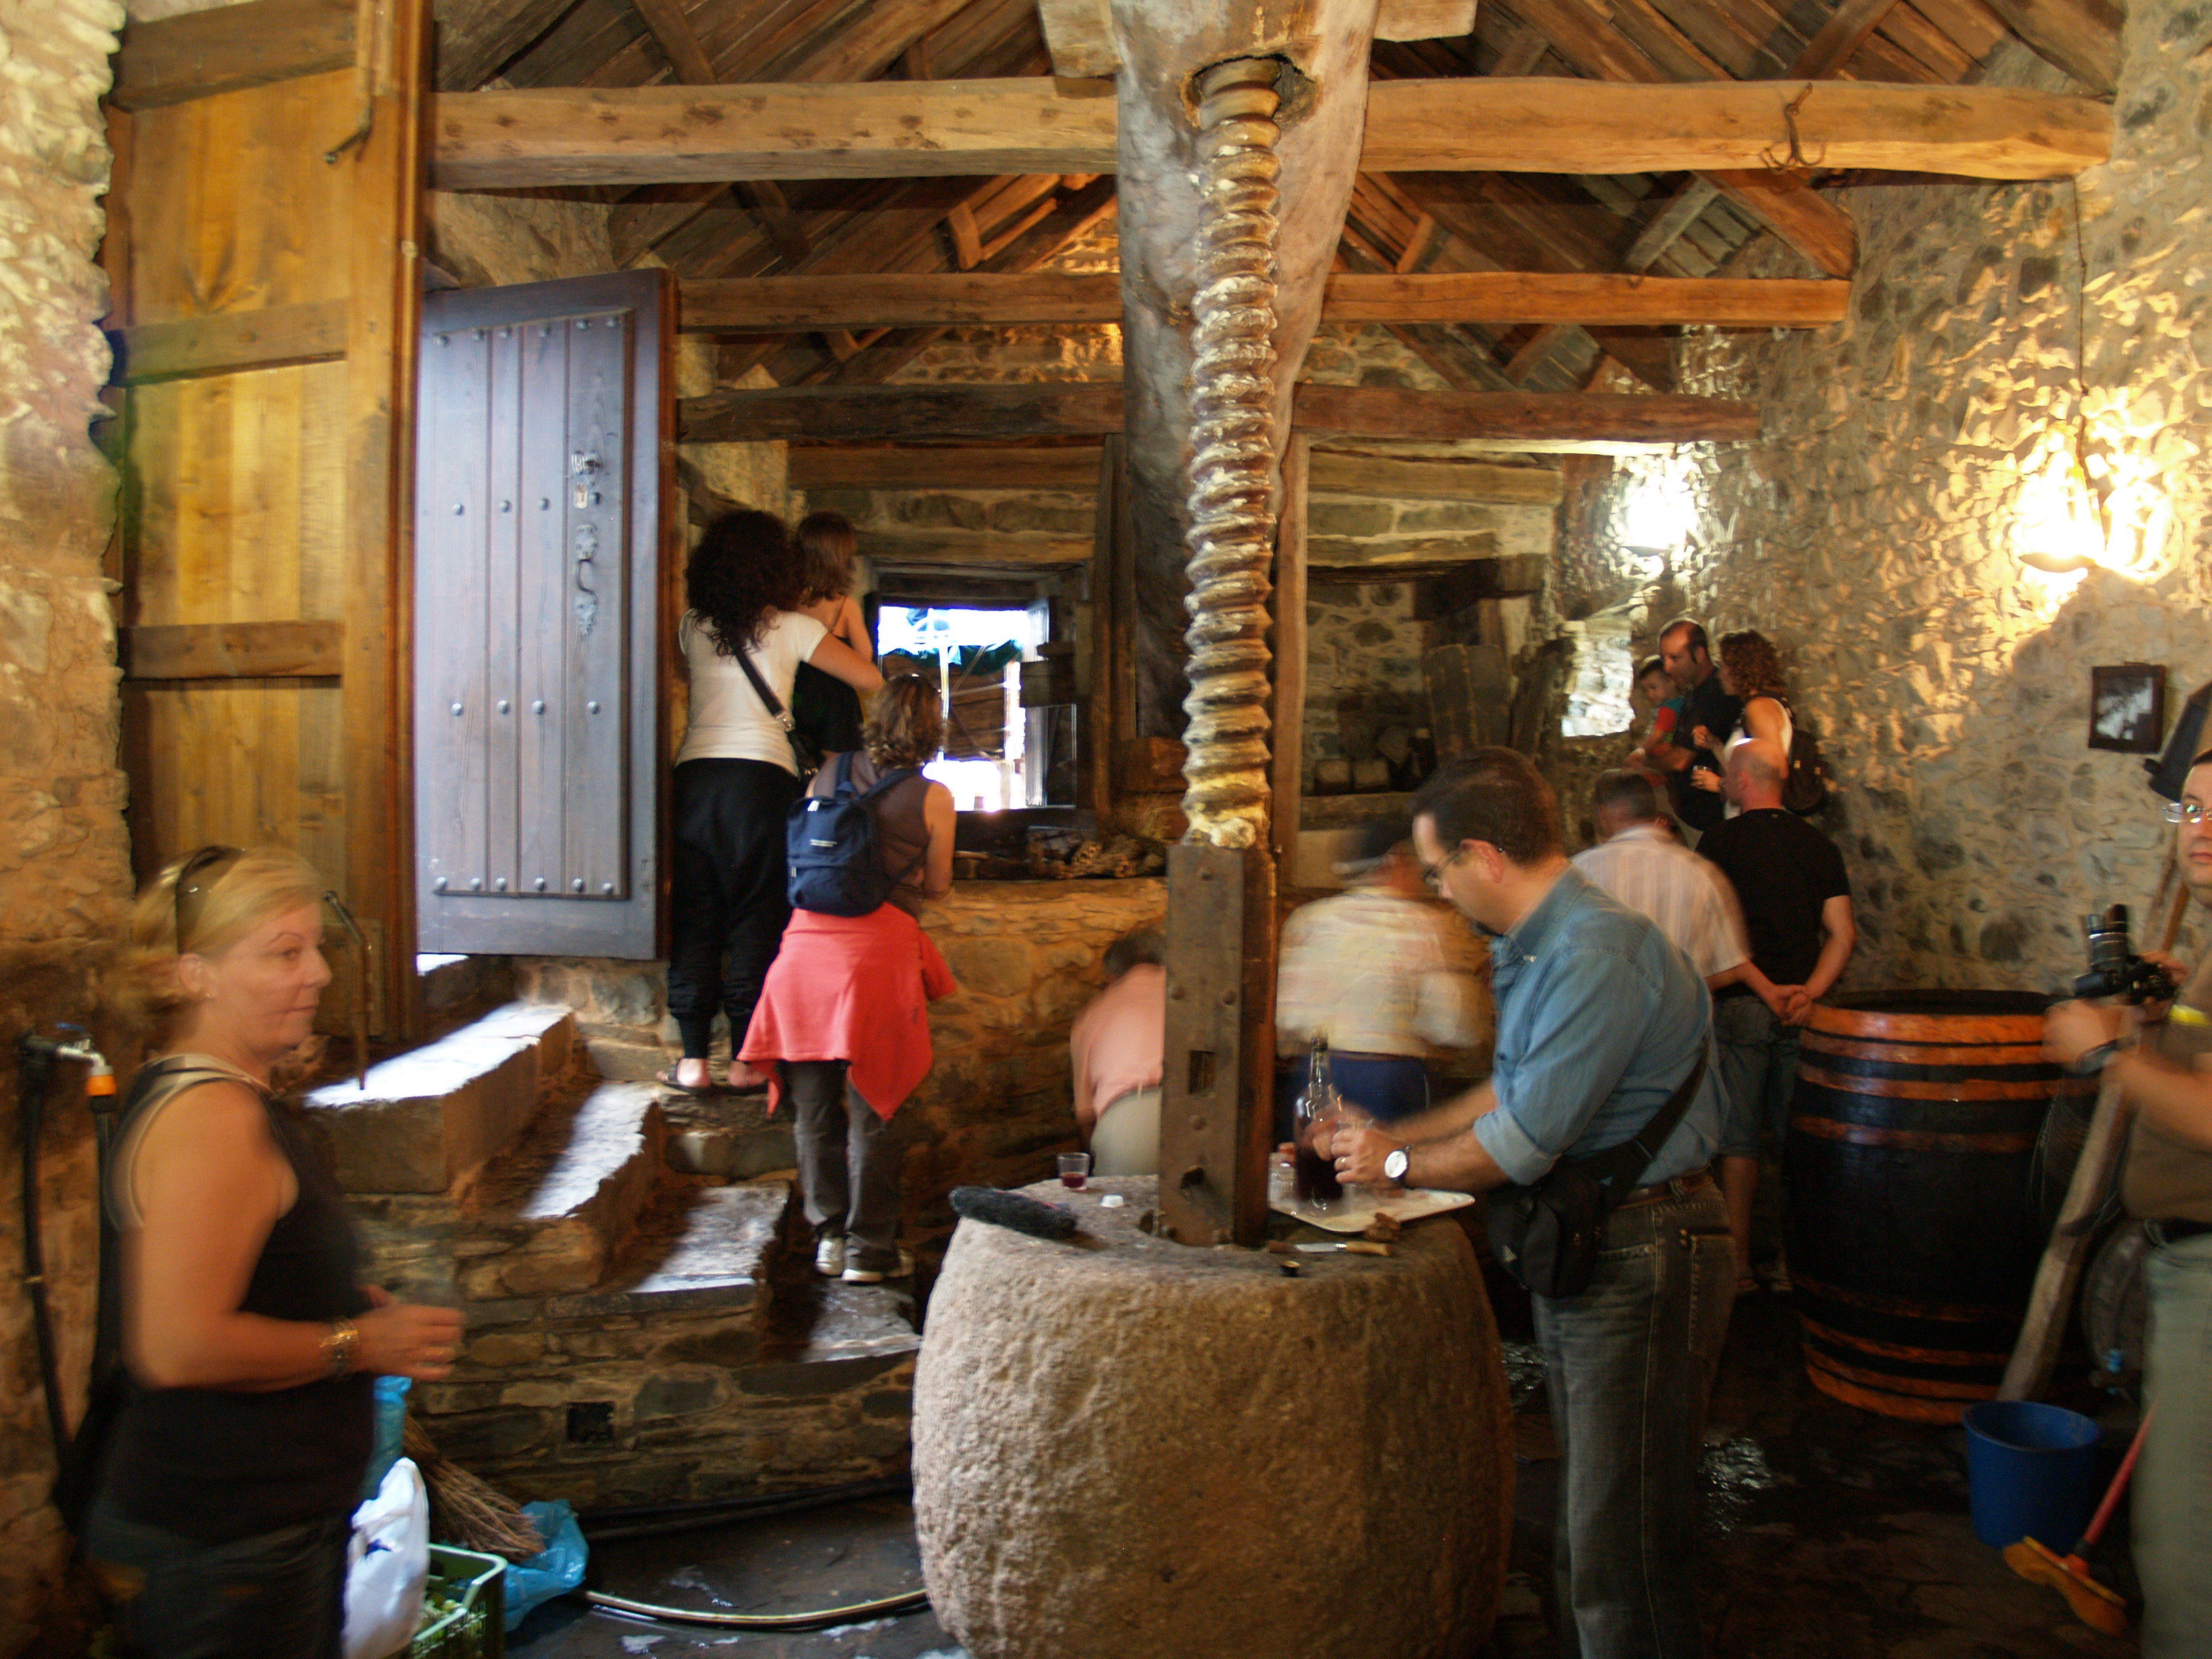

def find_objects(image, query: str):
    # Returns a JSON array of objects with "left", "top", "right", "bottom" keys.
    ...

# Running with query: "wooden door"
[
  {"left": 413, "top": 272, "right": 674, "bottom": 959},
  {"left": 107, "top": 0, "right": 428, "bottom": 1033}
]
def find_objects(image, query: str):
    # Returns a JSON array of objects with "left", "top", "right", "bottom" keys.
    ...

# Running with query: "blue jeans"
[
  {"left": 2139, "top": 1231, "right": 2212, "bottom": 1659},
  {"left": 84, "top": 1501, "right": 350, "bottom": 1659},
  {"left": 1535, "top": 1181, "right": 1734, "bottom": 1659},
  {"left": 1711, "top": 995, "right": 1801, "bottom": 1158}
]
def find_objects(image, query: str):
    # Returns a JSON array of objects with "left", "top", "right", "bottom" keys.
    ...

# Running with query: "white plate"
[{"left": 1269, "top": 1185, "right": 1476, "bottom": 1233}]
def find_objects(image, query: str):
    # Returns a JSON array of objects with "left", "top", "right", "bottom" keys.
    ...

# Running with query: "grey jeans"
[
  {"left": 2139, "top": 1231, "right": 2212, "bottom": 1658},
  {"left": 787, "top": 1059, "right": 904, "bottom": 1263},
  {"left": 1535, "top": 1181, "right": 1735, "bottom": 1659}
]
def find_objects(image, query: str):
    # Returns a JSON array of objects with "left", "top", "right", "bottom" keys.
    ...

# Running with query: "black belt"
[{"left": 2150, "top": 1218, "right": 2212, "bottom": 1246}]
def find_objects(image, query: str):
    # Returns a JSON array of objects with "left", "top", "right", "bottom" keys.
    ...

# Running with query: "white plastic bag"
[{"left": 342, "top": 1456, "right": 430, "bottom": 1659}]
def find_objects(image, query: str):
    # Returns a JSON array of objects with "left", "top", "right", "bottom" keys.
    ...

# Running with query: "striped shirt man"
[{"left": 1571, "top": 823, "right": 1751, "bottom": 982}]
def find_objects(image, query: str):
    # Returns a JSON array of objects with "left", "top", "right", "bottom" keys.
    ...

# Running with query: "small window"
[{"left": 878, "top": 605, "right": 1057, "bottom": 809}]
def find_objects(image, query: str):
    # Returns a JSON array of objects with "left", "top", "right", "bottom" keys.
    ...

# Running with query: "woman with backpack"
[
  {"left": 739, "top": 675, "right": 958, "bottom": 1283},
  {"left": 1687, "top": 628, "right": 1793, "bottom": 819},
  {"left": 665, "top": 510, "right": 882, "bottom": 1097}
]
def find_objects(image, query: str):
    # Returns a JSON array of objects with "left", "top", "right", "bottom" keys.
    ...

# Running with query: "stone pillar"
[
  {"left": 914, "top": 1179, "right": 1515, "bottom": 1659},
  {"left": 0, "top": 0, "right": 136, "bottom": 1649}
]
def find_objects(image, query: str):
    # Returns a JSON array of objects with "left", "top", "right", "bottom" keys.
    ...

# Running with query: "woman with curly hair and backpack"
[{"left": 666, "top": 510, "right": 882, "bottom": 1097}]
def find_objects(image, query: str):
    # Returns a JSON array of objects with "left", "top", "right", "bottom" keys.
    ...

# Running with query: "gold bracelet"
[{"left": 321, "top": 1317, "right": 361, "bottom": 1376}]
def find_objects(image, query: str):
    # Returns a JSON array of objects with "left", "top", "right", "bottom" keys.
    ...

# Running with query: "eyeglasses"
[
  {"left": 173, "top": 844, "right": 244, "bottom": 955},
  {"left": 1420, "top": 848, "right": 1465, "bottom": 890},
  {"left": 2165, "top": 802, "right": 2211, "bottom": 825}
]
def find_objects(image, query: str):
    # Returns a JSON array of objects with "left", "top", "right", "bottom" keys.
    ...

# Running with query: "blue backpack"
[{"left": 787, "top": 753, "right": 925, "bottom": 918}]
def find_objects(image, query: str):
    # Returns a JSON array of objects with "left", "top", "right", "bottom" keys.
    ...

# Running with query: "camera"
[{"left": 2072, "top": 904, "right": 2176, "bottom": 1004}]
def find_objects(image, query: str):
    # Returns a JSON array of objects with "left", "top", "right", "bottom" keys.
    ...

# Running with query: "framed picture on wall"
[{"left": 2089, "top": 663, "right": 2167, "bottom": 754}]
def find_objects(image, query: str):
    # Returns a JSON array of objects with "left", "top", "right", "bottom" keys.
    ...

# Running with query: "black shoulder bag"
[
  {"left": 1486, "top": 1048, "right": 1708, "bottom": 1298},
  {"left": 733, "top": 642, "right": 824, "bottom": 781}
]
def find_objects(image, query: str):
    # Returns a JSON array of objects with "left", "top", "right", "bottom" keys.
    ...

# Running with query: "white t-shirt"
[{"left": 674, "top": 608, "right": 829, "bottom": 771}]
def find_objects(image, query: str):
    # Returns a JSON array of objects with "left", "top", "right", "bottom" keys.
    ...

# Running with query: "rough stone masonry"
[
  {"left": 0, "top": 0, "right": 136, "bottom": 1650},
  {"left": 1566, "top": 16, "right": 2212, "bottom": 1000}
]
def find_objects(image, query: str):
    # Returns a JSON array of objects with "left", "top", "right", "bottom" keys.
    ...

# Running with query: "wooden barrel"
[{"left": 1784, "top": 991, "right": 2095, "bottom": 1425}]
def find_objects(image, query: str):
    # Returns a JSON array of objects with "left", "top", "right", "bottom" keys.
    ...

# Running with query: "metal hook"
[{"left": 1757, "top": 83, "right": 1828, "bottom": 180}]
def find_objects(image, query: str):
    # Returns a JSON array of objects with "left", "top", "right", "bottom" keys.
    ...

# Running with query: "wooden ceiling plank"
[
  {"left": 681, "top": 383, "right": 1127, "bottom": 444},
  {"left": 433, "top": 78, "right": 2108, "bottom": 189},
  {"left": 1973, "top": 0, "right": 2120, "bottom": 90},
  {"left": 433, "top": 0, "right": 579, "bottom": 93},
  {"left": 502, "top": 0, "right": 646, "bottom": 88},
  {"left": 1503, "top": 323, "right": 1571, "bottom": 382},
  {"left": 1606, "top": 0, "right": 1735, "bottom": 77},
  {"left": 1490, "top": 20, "right": 1558, "bottom": 73},
  {"left": 628, "top": 0, "right": 716, "bottom": 81},
  {"left": 1784, "top": 0, "right": 1908, "bottom": 74},
  {"left": 1638, "top": 0, "right": 1789, "bottom": 75},
  {"left": 1873, "top": 0, "right": 1980, "bottom": 77},
  {"left": 1622, "top": 176, "right": 1721, "bottom": 268},
  {"left": 1902, "top": 0, "right": 2011, "bottom": 62}
]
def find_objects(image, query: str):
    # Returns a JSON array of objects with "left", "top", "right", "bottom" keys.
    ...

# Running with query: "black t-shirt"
[
  {"left": 1696, "top": 808, "right": 1850, "bottom": 989},
  {"left": 1668, "top": 674, "right": 1742, "bottom": 832}
]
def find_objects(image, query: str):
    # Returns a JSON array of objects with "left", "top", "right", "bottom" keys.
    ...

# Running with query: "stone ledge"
[{"left": 306, "top": 1002, "right": 575, "bottom": 1193}]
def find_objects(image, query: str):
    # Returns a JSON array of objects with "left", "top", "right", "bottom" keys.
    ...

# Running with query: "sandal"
[{"left": 655, "top": 1066, "right": 726, "bottom": 1098}]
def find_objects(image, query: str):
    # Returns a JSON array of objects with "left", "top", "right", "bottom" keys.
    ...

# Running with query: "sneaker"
[
  {"left": 842, "top": 1246, "right": 915, "bottom": 1284},
  {"left": 813, "top": 1235, "right": 847, "bottom": 1277},
  {"left": 1761, "top": 1256, "right": 1793, "bottom": 1294}
]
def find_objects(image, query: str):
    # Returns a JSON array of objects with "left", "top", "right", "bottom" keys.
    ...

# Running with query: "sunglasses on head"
[{"left": 173, "top": 844, "right": 245, "bottom": 956}]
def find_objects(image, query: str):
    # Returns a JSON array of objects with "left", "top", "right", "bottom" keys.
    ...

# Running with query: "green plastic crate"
[{"left": 410, "top": 1545, "right": 506, "bottom": 1659}]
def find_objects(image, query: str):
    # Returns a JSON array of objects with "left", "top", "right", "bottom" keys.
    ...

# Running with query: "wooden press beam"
[
  {"left": 109, "top": 0, "right": 356, "bottom": 110},
  {"left": 430, "top": 78, "right": 2112, "bottom": 189},
  {"left": 785, "top": 444, "right": 1565, "bottom": 505},
  {"left": 685, "top": 382, "right": 1757, "bottom": 451},
  {"left": 678, "top": 270, "right": 1849, "bottom": 331},
  {"left": 1292, "top": 384, "right": 1762, "bottom": 449}
]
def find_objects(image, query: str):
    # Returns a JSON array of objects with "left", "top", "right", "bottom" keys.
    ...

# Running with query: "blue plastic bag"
[
  {"left": 503, "top": 1500, "right": 588, "bottom": 1631},
  {"left": 362, "top": 1378, "right": 411, "bottom": 1500}
]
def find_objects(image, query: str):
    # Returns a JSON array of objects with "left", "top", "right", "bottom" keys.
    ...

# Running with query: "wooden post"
[
  {"left": 1159, "top": 842, "right": 1268, "bottom": 1245},
  {"left": 1269, "top": 436, "right": 1310, "bottom": 878}
]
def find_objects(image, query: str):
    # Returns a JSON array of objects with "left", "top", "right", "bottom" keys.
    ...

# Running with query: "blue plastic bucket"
[{"left": 1961, "top": 1400, "right": 2101, "bottom": 1549}]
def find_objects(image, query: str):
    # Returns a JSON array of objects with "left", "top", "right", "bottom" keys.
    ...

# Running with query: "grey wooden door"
[{"left": 413, "top": 269, "right": 673, "bottom": 958}]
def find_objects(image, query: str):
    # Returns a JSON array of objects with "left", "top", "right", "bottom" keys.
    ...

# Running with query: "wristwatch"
[{"left": 1382, "top": 1146, "right": 1412, "bottom": 1187}]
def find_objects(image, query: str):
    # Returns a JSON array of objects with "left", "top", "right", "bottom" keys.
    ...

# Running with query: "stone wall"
[
  {"left": 1562, "top": 21, "right": 2212, "bottom": 997},
  {"left": 0, "top": 0, "right": 134, "bottom": 1650},
  {"left": 1305, "top": 580, "right": 1431, "bottom": 790}
]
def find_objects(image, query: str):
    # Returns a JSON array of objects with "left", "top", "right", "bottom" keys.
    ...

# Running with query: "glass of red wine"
[{"left": 1058, "top": 1152, "right": 1092, "bottom": 1191}]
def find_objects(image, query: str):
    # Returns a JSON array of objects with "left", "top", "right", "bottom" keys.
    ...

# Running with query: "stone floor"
[{"left": 512, "top": 1271, "right": 2143, "bottom": 1658}]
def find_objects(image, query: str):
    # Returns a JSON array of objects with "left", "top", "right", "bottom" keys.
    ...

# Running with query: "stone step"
[
  {"left": 409, "top": 1181, "right": 920, "bottom": 1509},
  {"left": 439, "top": 1080, "right": 669, "bottom": 1298},
  {"left": 308, "top": 1001, "right": 577, "bottom": 1193},
  {"left": 659, "top": 1090, "right": 797, "bottom": 1180}
]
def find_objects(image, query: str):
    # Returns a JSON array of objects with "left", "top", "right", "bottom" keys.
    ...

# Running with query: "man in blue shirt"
[{"left": 1331, "top": 748, "right": 1734, "bottom": 1659}]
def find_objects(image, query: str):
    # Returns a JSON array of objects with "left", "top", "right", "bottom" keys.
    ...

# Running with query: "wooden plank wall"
[{"left": 109, "top": 0, "right": 429, "bottom": 1033}]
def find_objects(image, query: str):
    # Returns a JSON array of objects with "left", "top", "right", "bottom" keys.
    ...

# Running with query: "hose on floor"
[{"left": 573, "top": 1475, "right": 931, "bottom": 1630}]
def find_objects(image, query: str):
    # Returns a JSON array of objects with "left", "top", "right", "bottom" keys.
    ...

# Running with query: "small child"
[{"left": 1624, "top": 655, "right": 1685, "bottom": 775}]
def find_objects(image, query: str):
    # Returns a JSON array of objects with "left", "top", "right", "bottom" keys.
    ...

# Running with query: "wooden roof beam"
[
  {"left": 678, "top": 382, "right": 1759, "bottom": 453},
  {"left": 676, "top": 269, "right": 1849, "bottom": 331},
  {"left": 1038, "top": 0, "right": 1477, "bottom": 75},
  {"left": 431, "top": 77, "right": 2111, "bottom": 190}
]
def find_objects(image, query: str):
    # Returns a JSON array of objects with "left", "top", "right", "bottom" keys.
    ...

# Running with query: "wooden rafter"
[
  {"left": 675, "top": 268, "right": 1847, "bottom": 331},
  {"left": 430, "top": 77, "right": 2110, "bottom": 190}
]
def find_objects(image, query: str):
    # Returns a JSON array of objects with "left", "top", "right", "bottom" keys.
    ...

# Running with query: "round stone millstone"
[{"left": 913, "top": 1177, "right": 1514, "bottom": 1659}]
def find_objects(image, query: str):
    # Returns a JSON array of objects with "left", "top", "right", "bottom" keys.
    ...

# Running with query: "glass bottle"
[{"left": 1292, "top": 1034, "right": 1345, "bottom": 1209}]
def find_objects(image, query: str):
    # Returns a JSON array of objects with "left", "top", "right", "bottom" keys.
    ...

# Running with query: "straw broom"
[{"left": 403, "top": 1416, "right": 546, "bottom": 1562}]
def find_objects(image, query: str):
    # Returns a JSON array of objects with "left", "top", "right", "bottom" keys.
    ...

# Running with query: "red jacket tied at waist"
[{"left": 739, "top": 904, "right": 958, "bottom": 1121}]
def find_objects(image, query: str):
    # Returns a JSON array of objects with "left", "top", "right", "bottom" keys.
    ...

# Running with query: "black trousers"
[{"left": 667, "top": 758, "right": 802, "bottom": 1059}]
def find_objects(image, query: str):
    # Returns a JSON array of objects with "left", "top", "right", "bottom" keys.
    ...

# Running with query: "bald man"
[{"left": 1694, "top": 738, "right": 1856, "bottom": 1284}]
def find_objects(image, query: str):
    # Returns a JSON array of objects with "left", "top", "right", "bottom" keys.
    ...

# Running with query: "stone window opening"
[{"left": 1559, "top": 615, "right": 1637, "bottom": 738}]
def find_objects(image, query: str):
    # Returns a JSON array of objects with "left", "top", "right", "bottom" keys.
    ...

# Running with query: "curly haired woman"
[
  {"left": 1689, "top": 628, "right": 1793, "bottom": 817},
  {"left": 667, "top": 510, "right": 882, "bottom": 1095}
]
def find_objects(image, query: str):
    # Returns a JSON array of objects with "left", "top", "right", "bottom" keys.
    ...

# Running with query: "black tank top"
[{"left": 100, "top": 1058, "right": 374, "bottom": 1540}]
